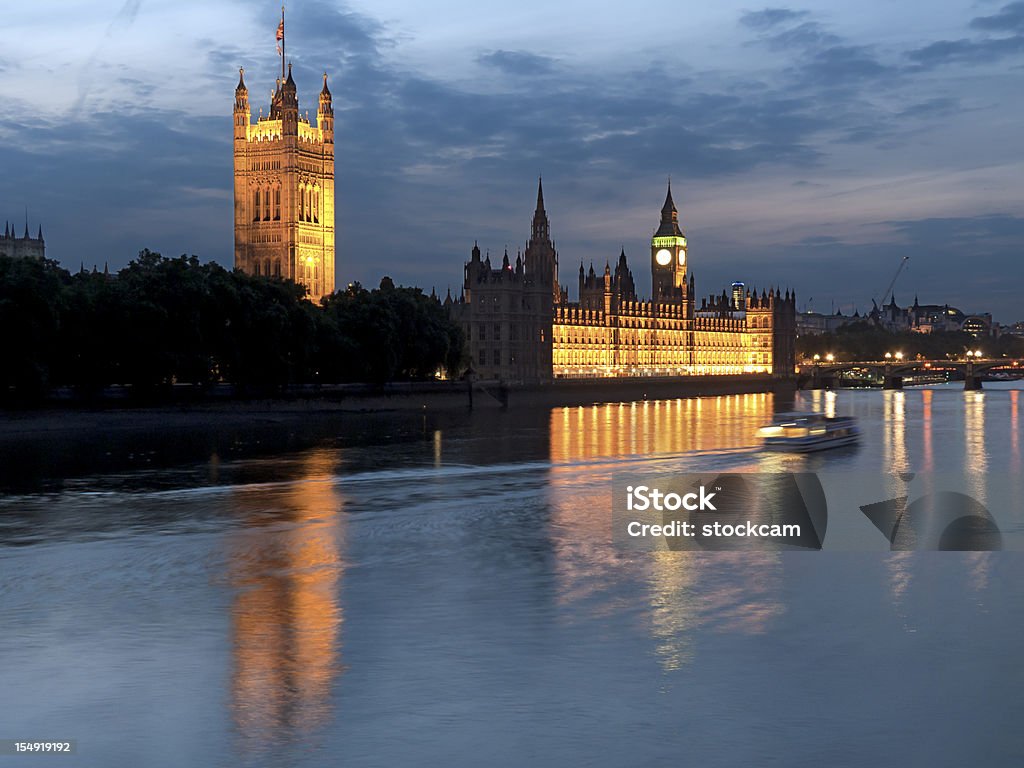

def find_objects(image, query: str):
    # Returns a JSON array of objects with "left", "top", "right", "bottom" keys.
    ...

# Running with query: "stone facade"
[
  {"left": 233, "top": 61, "right": 335, "bottom": 301},
  {"left": 449, "top": 181, "right": 797, "bottom": 383},
  {"left": 0, "top": 220, "right": 45, "bottom": 260}
]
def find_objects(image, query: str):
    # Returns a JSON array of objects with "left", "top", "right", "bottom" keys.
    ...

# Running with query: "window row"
[
  {"left": 253, "top": 186, "right": 281, "bottom": 222},
  {"left": 254, "top": 259, "right": 282, "bottom": 277},
  {"left": 251, "top": 185, "right": 321, "bottom": 223}
]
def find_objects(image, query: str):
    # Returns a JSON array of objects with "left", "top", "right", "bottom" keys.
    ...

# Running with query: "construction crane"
[{"left": 873, "top": 255, "right": 910, "bottom": 309}]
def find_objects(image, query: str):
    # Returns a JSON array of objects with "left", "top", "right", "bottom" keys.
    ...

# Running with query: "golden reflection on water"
[
  {"left": 548, "top": 394, "right": 785, "bottom": 671},
  {"left": 882, "top": 390, "right": 908, "bottom": 491},
  {"left": 549, "top": 393, "right": 773, "bottom": 462},
  {"left": 921, "top": 389, "right": 933, "bottom": 474},
  {"left": 964, "top": 391, "right": 987, "bottom": 506},
  {"left": 227, "top": 447, "right": 345, "bottom": 749},
  {"left": 1012, "top": 390, "right": 1020, "bottom": 466}
]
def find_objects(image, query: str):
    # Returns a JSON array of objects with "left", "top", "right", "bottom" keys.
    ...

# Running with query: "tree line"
[
  {"left": 797, "top": 321, "right": 1024, "bottom": 362},
  {"left": 0, "top": 251, "right": 466, "bottom": 401}
]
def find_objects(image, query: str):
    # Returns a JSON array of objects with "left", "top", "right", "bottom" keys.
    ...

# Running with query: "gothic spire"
[
  {"left": 655, "top": 179, "right": 683, "bottom": 237},
  {"left": 530, "top": 176, "right": 550, "bottom": 243}
]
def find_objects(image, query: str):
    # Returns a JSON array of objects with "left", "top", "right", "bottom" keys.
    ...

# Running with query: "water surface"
[{"left": 2, "top": 385, "right": 1023, "bottom": 766}]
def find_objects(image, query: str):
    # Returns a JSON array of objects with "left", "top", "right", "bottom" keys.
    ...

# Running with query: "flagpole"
[{"left": 281, "top": 5, "right": 286, "bottom": 83}]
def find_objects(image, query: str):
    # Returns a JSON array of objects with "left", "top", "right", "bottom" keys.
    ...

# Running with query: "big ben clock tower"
[{"left": 651, "top": 181, "right": 688, "bottom": 302}]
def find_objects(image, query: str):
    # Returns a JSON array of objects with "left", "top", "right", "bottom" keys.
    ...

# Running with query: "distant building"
[
  {"left": 797, "top": 310, "right": 858, "bottom": 336},
  {"left": 961, "top": 315, "right": 994, "bottom": 338},
  {"left": 869, "top": 295, "right": 990, "bottom": 334},
  {"left": 0, "top": 219, "right": 45, "bottom": 260},
  {"left": 232, "top": 53, "right": 335, "bottom": 301},
  {"left": 448, "top": 181, "right": 796, "bottom": 383},
  {"left": 732, "top": 281, "right": 745, "bottom": 311}
]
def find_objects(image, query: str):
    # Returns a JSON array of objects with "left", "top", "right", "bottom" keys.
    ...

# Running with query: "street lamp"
[
  {"left": 885, "top": 352, "right": 892, "bottom": 360},
  {"left": 825, "top": 353, "right": 835, "bottom": 362},
  {"left": 813, "top": 354, "right": 821, "bottom": 363},
  {"left": 975, "top": 349, "right": 983, "bottom": 358},
  {"left": 895, "top": 351, "right": 904, "bottom": 361},
  {"left": 966, "top": 350, "right": 974, "bottom": 359}
]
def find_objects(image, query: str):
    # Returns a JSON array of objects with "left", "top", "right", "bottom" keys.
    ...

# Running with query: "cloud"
[
  {"left": 907, "top": 35, "right": 1024, "bottom": 66},
  {"left": 907, "top": 3, "right": 1024, "bottom": 68},
  {"left": 798, "top": 44, "right": 892, "bottom": 85},
  {"left": 970, "top": 1, "right": 1024, "bottom": 33},
  {"left": 477, "top": 50, "right": 557, "bottom": 76},
  {"left": 896, "top": 97, "right": 961, "bottom": 119},
  {"left": 739, "top": 8, "right": 810, "bottom": 30},
  {"left": 758, "top": 21, "right": 842, "bottom": 51}
]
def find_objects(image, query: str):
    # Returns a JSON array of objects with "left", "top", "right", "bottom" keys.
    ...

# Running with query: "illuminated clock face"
[
  {"left": 655, "top": 248, "right": 672, "bottom": 266},
  {"left": 678, "top": 251, "right": 686, "bottom": 266}
]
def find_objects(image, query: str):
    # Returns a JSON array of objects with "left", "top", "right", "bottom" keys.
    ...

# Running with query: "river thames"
[{"left": 1, "top": 383, "right": 1023, "bottom": 766}]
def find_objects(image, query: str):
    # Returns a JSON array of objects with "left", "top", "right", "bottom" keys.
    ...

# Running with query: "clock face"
[
  {"left": 655, "top": 248, "right": 672, "bottom": 266},
  {"left": 678, "top": 251, "right": 686, "bottom": 266}
]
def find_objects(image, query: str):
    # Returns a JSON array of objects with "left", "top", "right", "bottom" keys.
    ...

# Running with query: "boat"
[{"left": 757, "top": 412, "right": 860, "bottom": 452}]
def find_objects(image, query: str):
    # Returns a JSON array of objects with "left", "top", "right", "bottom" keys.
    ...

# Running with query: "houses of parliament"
[
  {"left": 449, "top": 180, "right": 796, "bottom": 383},
  {"left": 229, "top": 44, "right": 795, "bottom": 383}
]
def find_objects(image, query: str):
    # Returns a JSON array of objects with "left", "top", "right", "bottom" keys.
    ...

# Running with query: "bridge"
[{"left": 797, "top": 358, "right": 1024, "bottom": 390}]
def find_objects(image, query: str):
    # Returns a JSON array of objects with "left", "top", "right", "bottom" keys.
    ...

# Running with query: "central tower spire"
[{"left": 656, "top": 179, "right": 683, "bottom": 237}]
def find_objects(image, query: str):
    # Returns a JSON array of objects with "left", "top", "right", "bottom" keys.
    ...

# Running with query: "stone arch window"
[
  {"left": 264, "top": 185, "right": 272, "bottom": 221},
  {"left": 274, "top": 187, "right": 281, "bottom": 221},
  {"left": 253, "top": 188, "right": 261, "bottom": 222},
  {"left": 264, "top": 259, "right": 271, "bottom": 277},
  {"left": 313, "top": 186, "right": 319, "bottom": 224},
  {"left": 254, "top": 261, "right": 261, "bottom": 276},
  {"left": 305, "top": 185, "right": 312, "bottom": 222},
  {"left": 299, "top": 185, "right": 305, "bottom": 221},
  {"left": 273, "top": 259, "right": 281, "bottom": 277}
]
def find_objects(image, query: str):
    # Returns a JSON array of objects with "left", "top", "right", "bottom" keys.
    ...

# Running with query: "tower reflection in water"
[
  {"left": 548, "top": 394, "right": 784, "bottom": 672},
  {"left": 227, "top": 447, "right": 345, "bottom": 752}
]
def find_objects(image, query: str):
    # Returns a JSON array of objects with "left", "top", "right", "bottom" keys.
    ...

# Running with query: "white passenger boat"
[{"left": 757, "top": 412, "right": 860, "bottom": 452}]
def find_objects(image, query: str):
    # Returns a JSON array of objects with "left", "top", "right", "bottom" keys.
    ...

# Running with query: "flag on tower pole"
[{"left": 276, "top": 6, "right": 285, "bottom": 82}]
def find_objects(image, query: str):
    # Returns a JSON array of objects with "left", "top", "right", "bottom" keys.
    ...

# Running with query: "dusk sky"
[{"left": 4, "top": 1, "right": 1023, "bottom": 320}]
